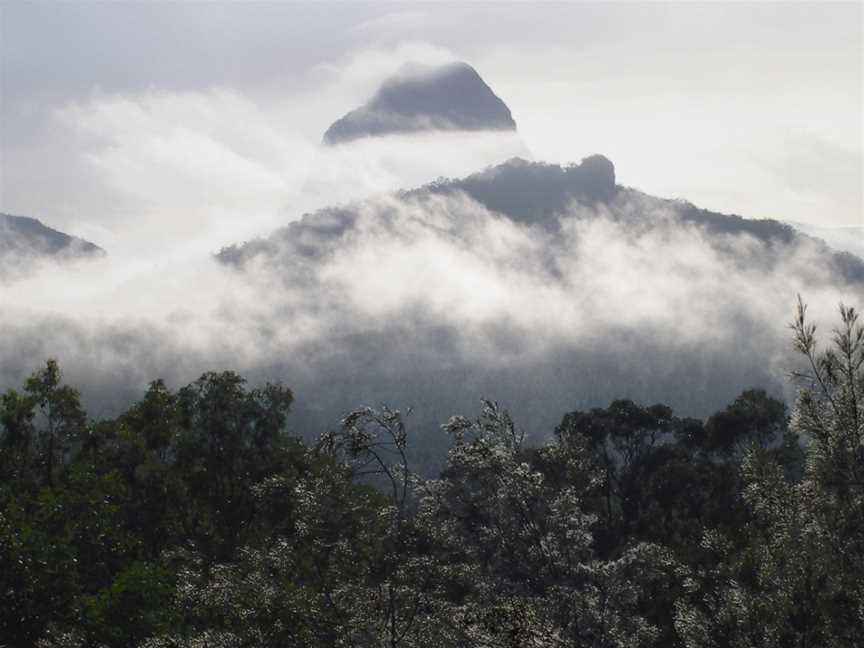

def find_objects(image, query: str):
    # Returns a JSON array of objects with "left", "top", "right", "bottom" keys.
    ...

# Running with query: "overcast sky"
[{"left": 1, "top": 1, "right": 861, "bottom": 247}]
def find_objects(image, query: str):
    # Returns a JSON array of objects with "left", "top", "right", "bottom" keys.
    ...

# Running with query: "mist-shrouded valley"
[{"left": 1, "top": 3, "right": 862, "bottom": 647}]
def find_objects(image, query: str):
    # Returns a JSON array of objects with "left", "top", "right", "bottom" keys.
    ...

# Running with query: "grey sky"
[{"left": 1, "top": 1, "right": 862, "bottom": 238}]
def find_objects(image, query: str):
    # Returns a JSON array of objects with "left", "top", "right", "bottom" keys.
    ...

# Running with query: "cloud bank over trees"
[
  {"left": 1, "top": 154, "right": 859, "bottom": 450},
  {"left": 0, "top": 23, "right": 860, "bottom": 451}
]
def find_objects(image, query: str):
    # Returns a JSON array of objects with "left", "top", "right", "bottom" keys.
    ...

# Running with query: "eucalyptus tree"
[
  {"left": 674, "top": 300, "right": 864, "bottom": 648},
  {"left": 418, "top": 400, "right": 679, "bottom": 647}
]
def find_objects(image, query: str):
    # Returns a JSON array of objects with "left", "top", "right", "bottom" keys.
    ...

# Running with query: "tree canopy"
[{"left": 1, "top": 301, "right": 861, "bottom": 647}]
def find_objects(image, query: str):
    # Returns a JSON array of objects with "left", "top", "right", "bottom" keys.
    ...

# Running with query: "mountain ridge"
[
  {"left": 0, "top": 213, "right": 105, "bottom": 261},
  {"left": 218, "top": 155, "right": 864, "bottom": 287}
]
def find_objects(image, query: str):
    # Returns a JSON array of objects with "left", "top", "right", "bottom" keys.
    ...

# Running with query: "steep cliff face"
[{"left": 322, "top": 62, "right": 516, "bottom": 145}]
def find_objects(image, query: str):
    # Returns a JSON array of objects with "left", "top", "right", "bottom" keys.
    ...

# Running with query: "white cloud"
[
  {"left": 47, "top": 89, "right": 313, "bottom": 256},
  {"left": 310, "top": 42, "right": 459, "bottom": 108},
  {"left": 0, "top": 172, "right": 857, "bottom": 422},
  {"left": 351, "top": 10, "right": 432, "bottom": 37}
]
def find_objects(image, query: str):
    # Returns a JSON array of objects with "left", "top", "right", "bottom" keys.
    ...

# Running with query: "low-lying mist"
[{"left": 1, "top": 153, "right": 858, "bottom": 449}]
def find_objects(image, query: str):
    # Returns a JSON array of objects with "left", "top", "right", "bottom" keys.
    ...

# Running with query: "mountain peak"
[{"left": 322, "top": 61, "right": 517, "bottom": 145}]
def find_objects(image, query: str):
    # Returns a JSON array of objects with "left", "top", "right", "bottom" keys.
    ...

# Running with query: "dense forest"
[{"left": 1, "top": 300, "right": 862, "bottom": 647}]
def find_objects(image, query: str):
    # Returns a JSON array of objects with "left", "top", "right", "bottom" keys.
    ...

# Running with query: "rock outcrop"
[{"left": 323, "top": 62, "right": 516, "bottom": 145}]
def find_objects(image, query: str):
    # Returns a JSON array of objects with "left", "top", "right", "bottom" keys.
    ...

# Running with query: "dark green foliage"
[
  {"left": 81, "top": 562, "right": 176, "bottom": 646},
  {"left": 701, "top": 388, "right": 788, "bottom": 456},
  {"left": 173, "top": 371, "right": 297, "bottom": 561},
  {"left": 1, "top": 302, "right": 862, "bottom": 646}
]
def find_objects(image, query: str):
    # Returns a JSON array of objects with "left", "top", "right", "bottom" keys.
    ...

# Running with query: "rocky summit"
[{"left": 322, "top": 61, "right": 517, "bottom": 145}]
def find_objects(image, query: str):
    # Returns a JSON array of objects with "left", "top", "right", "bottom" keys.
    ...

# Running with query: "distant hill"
[
  {"left": 0, "top": 213, "right": 104, "bottom": 275},
  {"left": 218, "top": 156, "right": 617, "bottom": 264},
  {"left": 322, "top": 62, "right": 517, "bottom": 145},
  {"left": 219, "top": 155, "right": 863, "bottom": 285}
]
